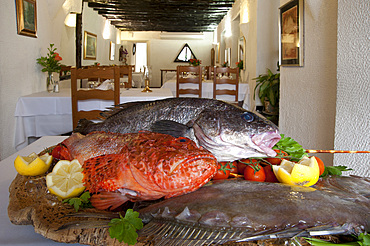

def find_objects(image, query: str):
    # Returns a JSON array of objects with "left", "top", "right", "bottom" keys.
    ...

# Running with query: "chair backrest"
[
  {"left": 213, "top": 66, "right": 239, "bottom": 104},
  {"left": 119, "top": 65, "right": 133, "bottom": 88},
  {"left": 176, "top": 65, "right": 202, "bottom": 97},
  {"left": 71, "top": 66, "right": 120, "bottom": 129}
]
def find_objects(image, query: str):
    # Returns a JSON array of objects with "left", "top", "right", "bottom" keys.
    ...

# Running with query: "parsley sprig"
[
  {"left": 320, "top": 165, "right": 353, "bottom": 178},
  {"left": 274, "top": 134, "right": 308, "bottom": 162},
  {"left": 303, "top": 232, "right": 370, "bottom": 245},
  {"left": 62, "top": 192, "right": 93, "bottom": 212},
  {"left": 108, "top": 209, "right": 143, "bottom": 245}
]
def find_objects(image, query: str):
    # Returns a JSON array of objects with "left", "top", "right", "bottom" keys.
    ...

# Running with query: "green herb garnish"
[
  {"left": 320, "top": 165, "right": 353, "bottom": 178},
  {"left": 62, "top": 192, "right": 93, "bottom": 212},
  {"left": 303, "top": 232, "right": 370, "bottom": 245},
  {"left": 274, "top": 134, "right": 308, "bottom": 161},
  {"left": 108, "top": 209, "right": 143, "bottom": 245}
]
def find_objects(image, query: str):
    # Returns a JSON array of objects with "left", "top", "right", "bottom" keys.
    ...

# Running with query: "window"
[{"left": 174, "top": 43, "right": 197, "bottom": 62}]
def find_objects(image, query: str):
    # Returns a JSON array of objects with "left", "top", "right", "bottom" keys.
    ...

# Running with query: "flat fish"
[{"left": 137, "top": 175, "right": 370, "bottom": 245}]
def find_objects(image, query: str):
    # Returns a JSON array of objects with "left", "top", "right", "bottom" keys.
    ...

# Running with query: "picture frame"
[
  {"left": 16, "top": 0, "right": 37, "bottom": 38},
  {"left": 109, "top": 41, "right": 115, "bottom": 61},
  {"left": 216, "top": 43, "right": 220, "bottom": 63},
  {"left": 84, "top": 31, "right": 97, "bottom": 60},
  {"left": 279, "top": 0, "right": 304, "bottom": 66}
]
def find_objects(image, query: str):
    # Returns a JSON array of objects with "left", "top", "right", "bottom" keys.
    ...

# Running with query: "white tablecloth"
[
  {"left": 14, "top": 88, "right": 174, "bottom": 151},
  {"left": 0, "top": 136, "right": 82, "bottom": 245},
  {"left": 161, "top": 79, "right": 250, "bottom": 108}
]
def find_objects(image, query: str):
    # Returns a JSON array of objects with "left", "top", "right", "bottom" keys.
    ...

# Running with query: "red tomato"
[
  {"left": 265, "top": 149, "right": 288, "bottom": 165},
  {"left": 237, "top": 159, "right": 259, "bottom": 174},
  {"left": 229, "top": 161, "right": 238, "bottom": 174},
  {"left": 314, "top": 156, "right": 325, "bottom": 176},
  {"left": 244, "top": 163, "right": 266, "bottom": 182},
  {"left": 213, "top": 162, "right": 231, "bottom": 180},
  {"left": 263, "top": 165, "right": 279, "bottom": 182}
]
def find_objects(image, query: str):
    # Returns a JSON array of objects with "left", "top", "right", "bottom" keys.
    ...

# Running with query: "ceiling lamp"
[{"left": 64, "top": 13, "right": 76, "bottom": 27}]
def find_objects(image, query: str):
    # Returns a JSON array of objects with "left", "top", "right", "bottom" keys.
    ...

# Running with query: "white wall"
[
  {"left": 334, "top": 0, "right": 370, "bottom": 177},
  {"left": 279, "top": 0, "right": 337, "bottom": 168},
  {"left": 119, "top": 32, "right": 214, "bottom": 88}
]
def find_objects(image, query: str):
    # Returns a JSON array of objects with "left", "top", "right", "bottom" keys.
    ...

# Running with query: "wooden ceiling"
[{"left": 86, "top": 0, "right": 235, "bottom": 32}]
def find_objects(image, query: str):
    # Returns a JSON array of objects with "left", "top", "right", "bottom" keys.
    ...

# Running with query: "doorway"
[{"left": 134, "top": 42, "right": 147, "bottom": 72}]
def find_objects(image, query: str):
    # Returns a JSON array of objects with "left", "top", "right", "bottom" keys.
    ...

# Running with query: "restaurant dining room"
[{"left": 0, "top": 0, "right": 369, "bottom": 245}]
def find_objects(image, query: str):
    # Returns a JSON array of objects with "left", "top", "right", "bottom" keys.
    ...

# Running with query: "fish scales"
[
  {"left": 74, "top": 98, "right": 281, "bottom": 161},
  {"left": 137, "top": 176, "right": 370, "bottom": 244},
  {"left": 54, "top": 131, "right": 218, "bottom": 210}
]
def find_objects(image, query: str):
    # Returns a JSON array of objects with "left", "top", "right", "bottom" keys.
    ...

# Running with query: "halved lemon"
[
  {"left": 14, "top": 152, "right": 53, "bottom": 176},
  {"left": 46, "top": 159, "right": 85, "bottom": 199},
  {"left": 272, "top": 156, "right": 320, "bottom": 187}
]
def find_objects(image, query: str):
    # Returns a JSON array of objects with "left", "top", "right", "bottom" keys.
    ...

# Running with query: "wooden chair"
[
  {"left": 213, "top": 66, "right": 239, "bottom": 104},
  {"left": 71, "top": 66, "right": 120, "bottom": 129},
  {"left": 119, "top": 65, "right": 133, "bottom": 88},
  {"left": 176, "top": 65, "right": 202, "bottom": 97}
]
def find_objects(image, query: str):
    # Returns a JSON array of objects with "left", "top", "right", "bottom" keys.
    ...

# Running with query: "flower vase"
[{"left": 47, "top": 72, "right": 54, "bottom": 93}]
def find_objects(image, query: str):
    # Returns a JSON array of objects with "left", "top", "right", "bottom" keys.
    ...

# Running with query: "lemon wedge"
[
  {"left": 46, "top": 159, "right": 85, "bottom": 199},
  {"left": 272, "top": 156, "right": 320, "bottom": 187},
  {"left": 14, "top": 152, "right": 53, "bottom": 176}
]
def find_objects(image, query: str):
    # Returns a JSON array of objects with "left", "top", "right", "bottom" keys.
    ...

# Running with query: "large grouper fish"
[{"left": 74, "top": 98, "right": 281, "bottom": 161}]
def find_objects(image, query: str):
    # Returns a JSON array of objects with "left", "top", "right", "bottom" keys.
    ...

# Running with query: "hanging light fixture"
[{"left": 64, "top": 12, "right": 77, "bottom": 27}]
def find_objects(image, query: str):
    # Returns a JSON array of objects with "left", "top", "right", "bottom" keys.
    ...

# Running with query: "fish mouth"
[
  {"left": 251, "top": 130, "right": 281, "bottom": 157},
  {"left": 192, "top": 123, "right": 281, "bottom": 161}
]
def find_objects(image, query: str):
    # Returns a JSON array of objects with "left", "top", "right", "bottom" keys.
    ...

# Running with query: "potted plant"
[{"left": 253, "top": 66, "right": 280, "bottom": 115}]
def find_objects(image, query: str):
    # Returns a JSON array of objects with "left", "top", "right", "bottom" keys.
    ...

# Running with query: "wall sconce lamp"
[{"left": 64, "top": 12, "right": 77, "bottom": 27}]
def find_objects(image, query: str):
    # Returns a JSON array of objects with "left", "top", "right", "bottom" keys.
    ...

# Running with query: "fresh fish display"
[
  {"left": 53, "top": 131, "right": 218, "bottom": 210},
  {"left": 74, "top": 98, "right": 281, "bottom": 161},
  {"left": 136, "top": 176, "right": 370, "bottom": 245}
]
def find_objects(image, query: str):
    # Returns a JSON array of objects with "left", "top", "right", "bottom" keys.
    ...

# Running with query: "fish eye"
[
  {"left": 241, "top": 112, "right": 254, "bottom": 122},
  {"left": 177, "top": 138, "right": 188, "bottom": 143}
]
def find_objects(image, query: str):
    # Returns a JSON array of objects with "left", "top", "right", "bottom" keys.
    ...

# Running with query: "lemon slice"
[
  {"left": 14, "top": 152, "right": 53, "bottom": 176},
  {"left": 272, "top": 156, "right": 320, "bottom": 187},
  {"left": 46, "top": 159, "right": 85, "bottom": 199}
]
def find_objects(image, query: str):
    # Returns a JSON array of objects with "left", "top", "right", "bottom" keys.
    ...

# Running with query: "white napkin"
[{"left": 96, "top": 79, "right": 113, "bottom": 90}]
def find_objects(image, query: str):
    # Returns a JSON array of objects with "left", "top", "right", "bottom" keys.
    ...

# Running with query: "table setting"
[{"left": 14, "top": 87, "right": 174, "bottom": 151}]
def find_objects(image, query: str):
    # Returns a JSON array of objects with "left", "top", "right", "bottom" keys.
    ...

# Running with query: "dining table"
[
  {"left": 14, "top": 87, "right": 174, "bottom": 151},
  {"left": 161, "top": 79, "right": 250, "bottom": 109}
]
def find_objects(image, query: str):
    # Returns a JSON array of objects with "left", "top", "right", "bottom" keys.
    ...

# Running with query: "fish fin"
[
  {"left": 90, "top": 192, "right": 130, "bottom": 211},
  {"left": 74, "top": 118, "right": 94, "bottom": 134},
  {"left": 150, "top": 120, "right": 189, "bottom": 138}
]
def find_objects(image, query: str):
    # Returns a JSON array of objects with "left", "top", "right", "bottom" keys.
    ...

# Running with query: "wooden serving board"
[
  {"left": 8, "top": 172, "right": 318, "bottom": 246},
  {"left": 7, "top": 147, "right": 314, "bottom": 246}
]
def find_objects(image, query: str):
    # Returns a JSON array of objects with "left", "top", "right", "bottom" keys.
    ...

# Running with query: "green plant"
[
  {"left": 36, "top": 43, "right": 63, "bottom": 73},
  {"left": 253, "top": 68, "right": 280, "bottom": 108}
]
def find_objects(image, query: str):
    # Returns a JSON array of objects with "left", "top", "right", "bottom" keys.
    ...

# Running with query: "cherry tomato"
[
  {"left": 213, "top": 162, "right": 231, "bottom": 180},
  {"left": 263, "top": 165, "right": 279, "bottom": 182},
  {"left": 265, "top": 149, "right": 288, "bottom": 165},
  {"left": 314, "top": 156, "right": 325, "bottom": 176},
  {"left": 229, "top": 161, "right": 238, "bottom": 174},
  {"left": 237, "top": 159, "right": 259, "bottom": 175},
  {"left": 244, "top": 163, "right": 266, "bottom": 182}
]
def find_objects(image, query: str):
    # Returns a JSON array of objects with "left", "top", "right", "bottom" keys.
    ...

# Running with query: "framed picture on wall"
[
  {"left": 84, "top": 31, "right": 97, "bottom": 60},
  {"left": 109, "top": 41, "right": 115, "bottom": 61},
  {"left": 279, "top": 0, "right": 304, "bottom": 66},
  {"left": 16, "top": 0, "right": 37, "bottom": 38}
]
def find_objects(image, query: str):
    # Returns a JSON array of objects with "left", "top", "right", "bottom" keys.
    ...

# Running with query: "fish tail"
[{"left": 74, "top": 118, "right": 94, "bottom": 134}]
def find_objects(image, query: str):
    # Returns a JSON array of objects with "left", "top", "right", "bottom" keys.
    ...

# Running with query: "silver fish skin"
[
  {"left": 137, "top": 176, "right": 370, "bottom": 244},
  {"left": 74, "top": 98, "right": 281, "bottom": 161}
]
